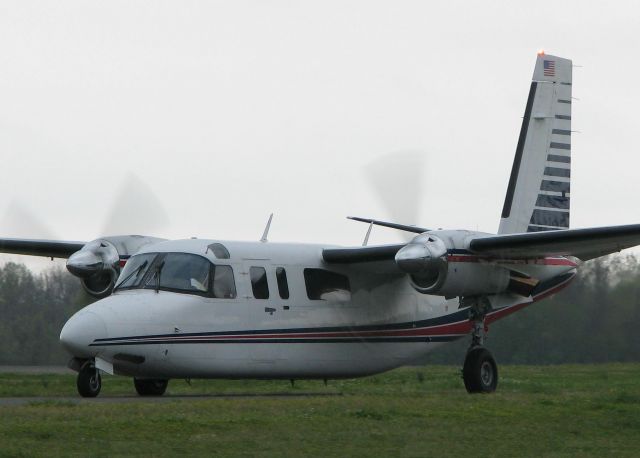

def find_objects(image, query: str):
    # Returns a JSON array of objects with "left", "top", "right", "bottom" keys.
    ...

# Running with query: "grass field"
[{"left": 1, "top": 364, "right": 639, "bottom": 457}]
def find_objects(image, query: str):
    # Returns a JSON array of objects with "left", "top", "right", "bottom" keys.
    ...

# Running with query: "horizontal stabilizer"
[
  {"left": 0, "top": 238, "right": 86, "bottom": 259},
  {"left": 470, "top": 224, "right": 640, "bottom": 260},
  {"left": 347, "top": 216, "right": 428, "bottom": 234}
]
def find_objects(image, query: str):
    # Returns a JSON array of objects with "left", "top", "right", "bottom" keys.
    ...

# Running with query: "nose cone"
[
  {"left": 60, "top": 311, "right": 107, "bottom": 357},
  {"left": 395, "top": 244, "right": 433, "bottom": 273},
  {"left": 67, "top": 250, "right": 104, "bottom": 278}
]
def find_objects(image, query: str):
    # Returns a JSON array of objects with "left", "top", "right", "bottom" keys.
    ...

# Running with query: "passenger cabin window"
[
  {"left": 250, "top": 266, "right": 269, "bottom": 299},
  {"left": 114, "top": 252, "right": 236, "bottom": 299},
  {"left": 303, "top": 268, "right": 351, "bottom": 301},
  {"left": 276, "top": 267, "right": 289, "bottom": 299}
]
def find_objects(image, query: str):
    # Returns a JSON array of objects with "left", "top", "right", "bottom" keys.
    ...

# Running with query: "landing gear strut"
[
  {"left": 77, "top": 364, "right": 101, "bottom": 398},
  {"left": 134, "top": 378, "right": 169, "bottom": 396},
  {"left": 462, "top": 297, "right": 498, "bottom": 393}
]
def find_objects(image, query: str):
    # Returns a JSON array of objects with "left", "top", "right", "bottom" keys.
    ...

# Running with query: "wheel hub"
[{"left": 480, "top": 361, "right": 494, "bottom": 386}]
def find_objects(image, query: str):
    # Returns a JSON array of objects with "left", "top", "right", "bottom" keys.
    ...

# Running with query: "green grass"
[{"left": 1, "top": 364, "right": 640, "bottom": 457}]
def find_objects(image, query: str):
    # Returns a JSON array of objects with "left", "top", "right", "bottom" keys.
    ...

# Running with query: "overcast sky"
[{"left": 1, "top": 1, "right": 640, "bottom": 270}]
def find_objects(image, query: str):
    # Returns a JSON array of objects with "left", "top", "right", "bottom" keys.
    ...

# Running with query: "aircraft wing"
[
  {"left": 469, "top": 224, "right": 640, "bottom": 261},
  {"left": 0, "top": 238, "right": 86, "bottom": 259},
  {"left": 322, "top": 244, "right": 405, "bottom": 264}
]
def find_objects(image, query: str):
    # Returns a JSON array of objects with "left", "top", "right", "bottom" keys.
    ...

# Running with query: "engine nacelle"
[
  {"left": 409, "top": 262, "right": 511, "bottom": 297},
  {"left": 67, "top": 235, "right": 165, "bottom": 299},
  {"left": 81, "top": 269, "right": 119, "bottom": 299},
  {"left": 395, "top": 232, "right": 532, "bottom": 298}
]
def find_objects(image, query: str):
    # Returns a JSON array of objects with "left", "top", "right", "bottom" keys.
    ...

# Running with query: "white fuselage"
[{"left": 59, "top": 234, "right": 577, "bottom": 379}]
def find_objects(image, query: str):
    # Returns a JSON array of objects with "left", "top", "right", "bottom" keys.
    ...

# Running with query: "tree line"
[
  {"left": 0, "top": 255, "right": 639, "bottom": 366},
  {"left": 423, "top": 254, "right": 640, "bottom": 364}
]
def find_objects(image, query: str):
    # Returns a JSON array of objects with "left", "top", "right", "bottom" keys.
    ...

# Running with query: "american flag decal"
[{"left": 543, "top": 60, "right": 555, "bottom": 77}]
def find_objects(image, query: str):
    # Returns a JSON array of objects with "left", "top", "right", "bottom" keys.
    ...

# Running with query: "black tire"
[
  {"left": 463, "top": 347, "right": 498, "bottom": 393},
  {"left": 77, "top": 367, "right": 101, "bottom": 398},
  {"left": 134, "top": 378, "right": 168, "bottom": 396}
]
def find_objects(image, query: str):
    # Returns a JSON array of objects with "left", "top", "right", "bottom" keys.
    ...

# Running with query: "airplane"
[{"left": 2, "top": 52, "right": 640, "bottom": 398}]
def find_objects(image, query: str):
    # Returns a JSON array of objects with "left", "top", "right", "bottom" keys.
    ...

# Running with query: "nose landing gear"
[{"left": 77, "top": 363, "right": 101, "bottom": 398}]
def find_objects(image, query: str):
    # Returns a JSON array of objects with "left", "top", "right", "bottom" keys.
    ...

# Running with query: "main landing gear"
[
  {"left": 463, "top": 346, "right": 498, "bottom": 393},
  {"left": 462, "top": 298, "right": 498, "bottom": 394},
  {"left": 134, "top": 378, "right": 169, "bottom": 396}
]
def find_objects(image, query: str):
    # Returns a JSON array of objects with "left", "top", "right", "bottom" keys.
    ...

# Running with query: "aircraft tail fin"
[{"left": 499, "top": 53, "right": 572, "bottom": 235}]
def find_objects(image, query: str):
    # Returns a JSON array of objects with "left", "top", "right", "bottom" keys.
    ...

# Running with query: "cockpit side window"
[
  {"left": 148, "top": 253, "right": 211, "bottom": 294},
  {"left": 212, "top": 265, "right": 236, "bottom": 298}
]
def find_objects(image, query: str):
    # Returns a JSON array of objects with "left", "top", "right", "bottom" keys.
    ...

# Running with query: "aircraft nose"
[{"left": 59, "top": 311, "right": 107, "bottom": 358}]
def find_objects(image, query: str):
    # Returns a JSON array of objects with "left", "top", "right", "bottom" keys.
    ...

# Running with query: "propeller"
[
  {"left": 0, "top": 201, "right": 58, "bottom": 240},
  {"left": 363, "top": 151, "right": 426, "bottom": 241},
  {"left": 65, "top": 173, "right": 169, "bottom": 296},
  {"left": 101, "top": 173, "right": 170, "bottom": 236},
  {"left": 1, "top": 174, "right": 169, "bottom": 297}
]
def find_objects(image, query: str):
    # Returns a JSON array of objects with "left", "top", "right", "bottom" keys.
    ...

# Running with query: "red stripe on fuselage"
[
  {"left": 447, "top": 254, "right": 577, "bottom": 267},
  {"left": 135, "top": 320, "right": 474, "bottom": 342}
]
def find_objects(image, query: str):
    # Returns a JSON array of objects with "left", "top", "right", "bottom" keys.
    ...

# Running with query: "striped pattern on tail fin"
[{"left": 499, "top": 54, "right": 572, "bottom": 235}]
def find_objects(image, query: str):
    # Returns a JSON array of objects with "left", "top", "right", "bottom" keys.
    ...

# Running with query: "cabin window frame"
[
  {"left": 114, "top": 252, "right": 237, "bottom": 299},
  {"left": 275, "top": 267, "right": 290, "bottom": 300},
  {"left": 249, "top": 266, "right": 270, "bottom": 299},
  {"left": 303, "top": 268, "right": 351, "bottom": 301}
]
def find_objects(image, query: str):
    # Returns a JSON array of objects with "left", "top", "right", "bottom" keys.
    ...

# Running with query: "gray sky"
[{"left": 1, "top": 1, "right": 640, "bottom": 270}]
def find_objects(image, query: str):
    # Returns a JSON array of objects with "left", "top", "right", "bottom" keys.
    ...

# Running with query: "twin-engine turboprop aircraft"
[{"left": 2, "top": 53, "right": 640, "bottom": 397}]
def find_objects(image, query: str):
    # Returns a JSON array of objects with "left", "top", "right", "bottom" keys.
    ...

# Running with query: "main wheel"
[
  {"left": 77, "top": 367, "right": 101, "bottom": 398},
  {"left": 463, "top": 347, "right": 498, "bottom": 393},
  {"left": 134, "top": 378, "right": 169, "bottom": 396}
]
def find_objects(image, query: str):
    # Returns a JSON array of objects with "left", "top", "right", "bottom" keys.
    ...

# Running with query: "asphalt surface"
[
  {"left": 0, "top": 366, "right": 343, "bottom": 405},
  {"left": 0, "top": 392, "right": 342, "bottom": 406},
  {"left": 0, "top": 366, "right": 72, "bottom": 374}
]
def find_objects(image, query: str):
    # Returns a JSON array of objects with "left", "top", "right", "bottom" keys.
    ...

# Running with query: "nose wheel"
[{"left": 77, "top": 365, "right": 102, "bottom": 398}]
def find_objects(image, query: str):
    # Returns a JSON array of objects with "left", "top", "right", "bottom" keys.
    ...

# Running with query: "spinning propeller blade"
[
  {"left": 101, "top": 173, "right": 170, "bottom": 236},
  {"left": 363, "top": 151, "right": 427, "bottom": 239}
]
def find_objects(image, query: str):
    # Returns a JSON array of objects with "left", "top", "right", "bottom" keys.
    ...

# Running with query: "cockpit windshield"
[
  {"left": 114, "top": 252, "right": 236, "bottom": 298},
  {"left": 115, "top": 253, "right": 155, "bottom": 289}
]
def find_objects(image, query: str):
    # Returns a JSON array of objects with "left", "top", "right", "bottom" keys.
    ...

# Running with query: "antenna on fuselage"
[
  {"left": 260, "top": 213, "right": 273, "bottom": 243},
  {"left": 362, "top": 221, "right": 373, "bottom": 246}
]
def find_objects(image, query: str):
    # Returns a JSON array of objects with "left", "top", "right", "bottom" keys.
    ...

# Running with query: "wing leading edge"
[
  {"left": 469, "top": 224, "right": 640, "bottom": 261},
  {"left": 322, "top": 244, "right": 405, "bottom": 264},
  {"left": 0, "top": 238, "right": 86, "bottom": 259}
]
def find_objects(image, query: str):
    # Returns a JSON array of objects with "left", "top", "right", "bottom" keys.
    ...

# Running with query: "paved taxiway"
[
  {"left": 0, "top": 366, "right": 72, "bottom": 374},
  {"left": 0, "top": 392, "right": 342, "bottom": 406}
]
